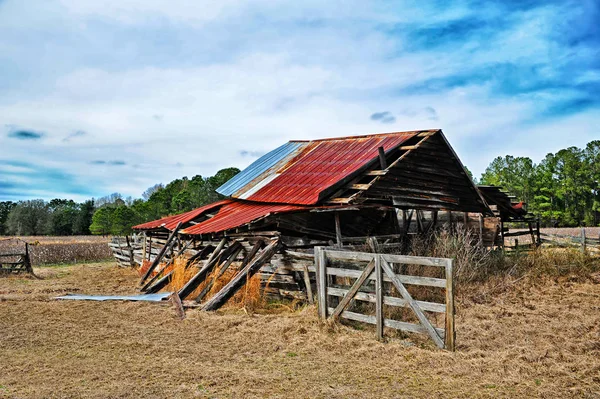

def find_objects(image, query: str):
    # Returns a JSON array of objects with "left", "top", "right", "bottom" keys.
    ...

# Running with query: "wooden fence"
[
  {"left": 0, "top": 241, "right": 33, "bottom": 274},
  {"left": 108, "top": 236, "right": 143, "bottom": 267},
  {"left": 314, "top": 247, "right": 455, "bottom": 350},
  {"left": 540, "top": 228, "right": 600, "bottom": 253}
]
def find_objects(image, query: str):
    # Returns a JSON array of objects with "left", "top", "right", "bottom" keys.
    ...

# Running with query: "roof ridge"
[{"left": 289, "top": 129, "right": 440, "bottom": 143}]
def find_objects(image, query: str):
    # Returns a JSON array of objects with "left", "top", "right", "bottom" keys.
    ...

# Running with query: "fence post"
[
  {"left": 581, "top": 227, "right": 586, "bottom": 253},
  {"left": 315, "top": 247, "right": 327, "bottom": 319},
  {"left": 445, "top": 259, "right": 455, "bottom": 351},
  {"left": 375, "top": 255, "right": 384, "bottom": 341}
]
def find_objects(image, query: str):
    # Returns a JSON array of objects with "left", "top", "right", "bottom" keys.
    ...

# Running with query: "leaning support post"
[
  {"left": 178, "top": 240, "right": 233, "bottom": 300},
  {"left": 445, "top": 259, "right": 455, "bottom": 351},
  {"left": 202, "top": 239, "right": 280, "bottom": 311},
  {"left": 194, "top": 242, "right": 243, "bottom": 302},
  {"left": 140, "top": 222, "right": 182, "bottom": 284}
]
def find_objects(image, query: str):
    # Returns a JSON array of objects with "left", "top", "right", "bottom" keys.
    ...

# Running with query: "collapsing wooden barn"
[{"left": 128, "top": 129, "right": 504, "bottom": 307}]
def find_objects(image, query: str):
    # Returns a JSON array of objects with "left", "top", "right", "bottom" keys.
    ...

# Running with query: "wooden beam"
[
  {"left": 334, "top": 212, "right": 343, "bottom": 247},
  {"left": 195, "top": 243, "right": 243, "bottom": 302},
  {"left": 140, "top": 222, "right": 182, "bottom": 285},
  {"left": 365, "top": 170, "right": 387, "bottom": 176},
  {"left": 178, "top": 242, "right": 233, "bottom": 300},
  {"left": 378, "top": 146, "right": 387, "bottom": 169},
  {"left": 145, "top": 270, "right": 173, "bottom": 294},
  {"left": 203, "top": 239, "right": 280, "bottom": 311},
  {"left": 375, "top": 255, "right": 384, "bottom": 341},
  {"left": 445, "top": 259, "right": 455, "bottom": 351}
]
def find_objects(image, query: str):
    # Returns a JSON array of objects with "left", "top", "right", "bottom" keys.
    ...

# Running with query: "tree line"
[
  {"left": 0, "top": 168, "right": 239, "bottom": 236},
  {"left": 479, "top": 140, "right": 599, "bottom": 226},
  {"left": 1, "top": 139, "right": 599, "bottom": 237}
]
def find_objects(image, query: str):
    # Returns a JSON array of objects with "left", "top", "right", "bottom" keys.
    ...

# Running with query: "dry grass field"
[
  {"left": 0, "top": 236, "right": 111, "bottom": 266},
  {"left": 1, "top": 260, "right": 599, "bottom": 399}
]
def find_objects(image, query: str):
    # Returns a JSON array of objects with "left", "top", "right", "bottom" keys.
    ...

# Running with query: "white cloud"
[{"left": 0, "top": 0, "right": 597, "bottom": 199}]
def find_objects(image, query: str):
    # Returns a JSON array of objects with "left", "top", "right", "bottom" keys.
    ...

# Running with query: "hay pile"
[{"left": 167, "top": 256, "right": 264, "bottom": 310}]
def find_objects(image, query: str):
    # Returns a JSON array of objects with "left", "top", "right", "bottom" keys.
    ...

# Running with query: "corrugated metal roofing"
[
  {"left": 132, "top": 200, "right": 232, "bottom": 231},
  {"left": 181, "top": 201, "right": 305, "bottom": 236},
  {"left": 217, "top": 142, "right": 307, "bottom": 198},
  {"left": 217, "top": 131, "right": 429, "bottom": 205}
]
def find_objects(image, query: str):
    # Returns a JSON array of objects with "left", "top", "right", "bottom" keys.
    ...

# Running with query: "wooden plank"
[
  {"left": 365, "top": 170, "right": 387, "bottom": 176},
  {"left": 284, "top": 250, "right": 314, "bottom": 260},
  {"left": 302, "top": 264, "right": 314, "bottom": 304},
  {"left": 145, "top": 271, "right": 173, "bottom": 294},
  {"left": 316, "top": 247, "right": 327, "bottom": 319},
  {"left": 178, "top": 242, "right": 237, "bottom": 300},
  {"left": 380, "top": 258, "right": 445, "bottom": 349},
  {"left": 195, "top": 244, "right": 243, "bottom": 302},
  {"left": 445, "top": 259, "right": 455, "bottom": 351},
  {"left": 327, "top": 287, "right": 445, "bottom": 313},
  {"left": 330, "top": 259, "right": 375, "bottom": 320},
  {"left": 375, "top": 255, "right": 384, "bottom": 341},
  {"left": 349, "top": 183, "right": 371, "bottom": 191},
  {"left": 325, "top": 267, "right": 446, "bottom": 287},
  {"left": 203, "top": 239, "right": 280, "bottom": 311},
  {"left": 334, "top": 212, "right": 343, "bottom": 247},
  {"left": 140, "top": 222, "right": 182, "bottom": 284},
  {"left": 381, "top": 253, "right": 448, "bottom": 267},
  {"left": 378, "top": 146, "right": 387, "bottom": 169},
  {"left": 327, "top": 308, "right": 445, "bottom": 337}
]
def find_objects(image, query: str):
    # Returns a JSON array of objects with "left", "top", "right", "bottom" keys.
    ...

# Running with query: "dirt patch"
[{"left": 1, "top": 262, "right": 599, "bottom": 398}]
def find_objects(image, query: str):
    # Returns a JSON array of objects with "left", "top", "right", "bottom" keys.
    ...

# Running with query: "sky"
[{"left": 0, "top": 0, "right": 598, "bottom": 202}]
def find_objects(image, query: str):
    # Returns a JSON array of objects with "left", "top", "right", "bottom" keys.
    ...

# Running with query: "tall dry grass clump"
[
  {"left": 165, "top": 255, "right": 264, "bottom": 310},
  {"left": 408, "top": 224, "right": 598, "bottom": 286}
]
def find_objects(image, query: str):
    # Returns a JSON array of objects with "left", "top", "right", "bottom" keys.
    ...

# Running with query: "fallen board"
[{"left": 54, "top": 292, "right": 172, "bottom": 302}]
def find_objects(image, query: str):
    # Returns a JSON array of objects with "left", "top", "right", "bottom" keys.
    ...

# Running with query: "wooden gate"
[{"left": 315, "top": 247, "right": 455, "bottom": 350}]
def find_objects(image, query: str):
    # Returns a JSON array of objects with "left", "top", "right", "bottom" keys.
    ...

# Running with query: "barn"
[{"left": 125, "top": 129, "right": 507, "bottom": 308}]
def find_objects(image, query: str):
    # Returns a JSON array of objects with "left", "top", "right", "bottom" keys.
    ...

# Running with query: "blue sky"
[{"left": 0, "top": 0, "right": 598, "bottom": 201}]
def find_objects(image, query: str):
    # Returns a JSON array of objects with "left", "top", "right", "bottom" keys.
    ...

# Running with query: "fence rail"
[{"left": 315, "top": 247, "right": 455, "bottom": 350}]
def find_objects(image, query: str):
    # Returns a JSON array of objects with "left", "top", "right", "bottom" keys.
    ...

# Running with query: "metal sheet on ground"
[{"left": 54, "top": 292, "right": 172, "bottom": 302}]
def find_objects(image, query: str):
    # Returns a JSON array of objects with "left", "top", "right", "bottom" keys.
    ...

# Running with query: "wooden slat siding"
[
  {"left": 145, "top": 271, "right": 174, "bottom": 294},
  {"left": 315, "top": 247, "right": 327, "bottom": 319},
  {"left": 202, "top": 239, "right": 280, "bottom": 311},
  {"left": 325, "top": 267, "right": 446, "bottom": 288},
  {"left": 140, "top": 222, "right": 182, "bottom": 284},
  {"left": 327, "top": 287, "right": 445, "bottom": 313},
  {"left": 330, "top": 259, "right": 375, "bottom": 320},
  {"left": 327, "top": 308, "right": 445, "bottom": 337},
  {"left": 445, "top": 259, "right": 455, "bottom": 351},
  {"left": 195, "top": 243, "right": 243, "bottom": 302},
  {"left": 380, "top": 258, "right": 445, "bottom": 349},
  {"left": 375, "top": 255, "right": 384, "bottom": 341}
]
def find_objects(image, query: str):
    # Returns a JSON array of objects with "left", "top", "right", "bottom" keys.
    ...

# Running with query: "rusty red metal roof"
[
  {"left": 181, "top": 200, "right": 306, "bottom": 235},
  {"left": 218, "top": 130, "right": 431, "bottom": 205},
  {"left": 133, "top": 200, "right": 232, "bottom": 231}
]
